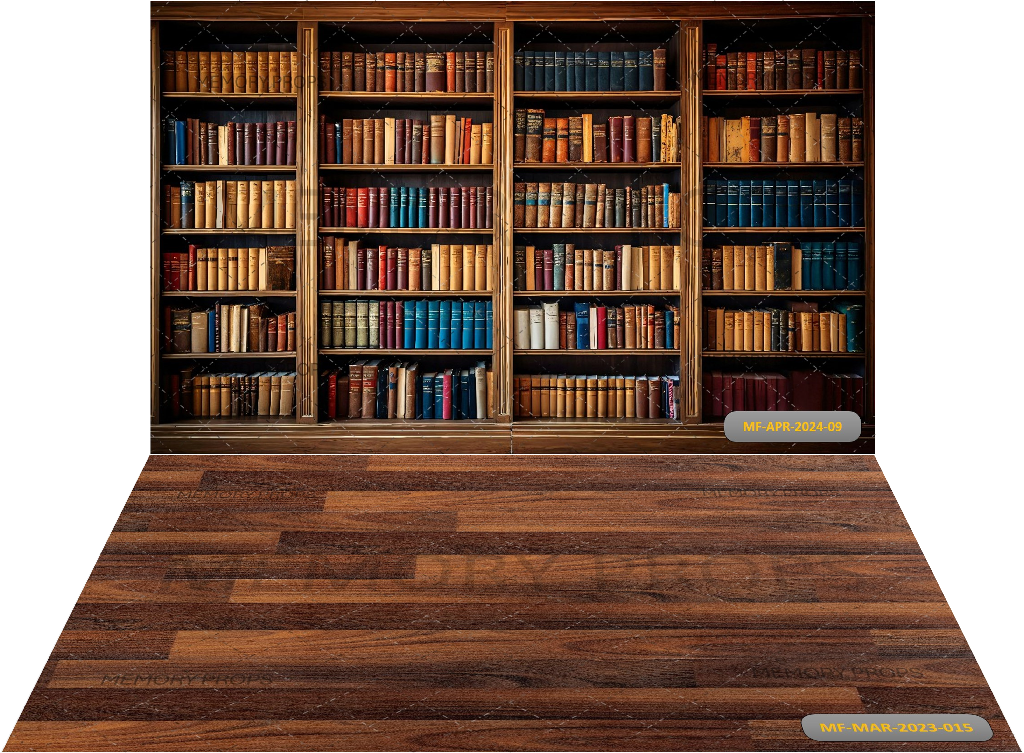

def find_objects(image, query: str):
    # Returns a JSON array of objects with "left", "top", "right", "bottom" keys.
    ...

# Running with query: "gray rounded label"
[
  {"left": 802, "top": 714, "right": 993, "bottom": 741},
  {"left": 724, "top": 411, "right": 861, "bottom": 442}
]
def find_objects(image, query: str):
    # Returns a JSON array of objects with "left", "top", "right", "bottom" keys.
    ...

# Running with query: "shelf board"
[
  {"left": 702, "top": 88, "right": 864, "bottom": 98},
  {"left": 514, "top": 290, "right": 679, "bottom": 297},
  {"left": 320, "top": 91, "right": 494, "bottom": 106},
  {"left": 703, "top": 162, "right": 864, "bottom": 169},
  {"left": 320, "top": 227, "right": 493, "bottom": 235},
  {"left": 702, "top": 351, "right": 864, "bottom": 358},
  {"left": 321, "top": 418, "right": 498, "bottom": 426},
  {"left": 157, "top": 417, "right": 299, "bottom": 426},
  {"left": 320, "top": 290, "right": 492, "bottom": 297},
  {"left": 162, "top": 164, "right": 296, "bottom": 173},
  {"left": 162, "top": 351, "right": 297, "bottom": 359},
  {"left": 514, "top": 349, "right": 677, "bottom": 356},
  {"left": 702, "top": 290, "right": 866, "bottom": 297},
  {"left": 161, "top": 228, "right": 296, "bottom": 235},
  {"left": 162, "top": 92, "right": 297, "bottom": 103},
  {"left": 703, "top": 227, "right": 865, "bottom": 234},
  {"left": 319, "top": 164, "right": 493, "bottom": 172},
  {"left": 320, "top": 348, "right": 491, "bottom": 356},
  {"left": 514, "top": 162, "right": 681, "bottom": 171},
  {"left": 516, "top": 227, "right": 680, "bottom": 234},
  {"left": 514, "top": 91, "right": 681, "bottom": 104},
  {"left": 162, "top": 290, "right": 297, "bottom": 298},
  {"left": 513, "top": 417, "right": 681, "bottom": 425}
]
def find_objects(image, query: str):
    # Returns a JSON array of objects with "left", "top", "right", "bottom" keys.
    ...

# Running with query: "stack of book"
[
  {"left": 166, "top": 305, "right": 295, "bottom": 354},
  {"left": 703, "top": 113, "right": 863, "bottom": 163},
  {"left": 704, "top": 302, "right": 863, "bottom": 353},
  {"left": 164, "top": 180, "right": 297, "bottom": 230},
  {"left": 320, "top": 184, "right": 493, "bottom": 229},
  {"left": 319, "top": 50, "right": 494, "bottom": 93},
  {"left": 319, "top": 115, "right": 492, "bottom": 165},
  {"left": 323, "top": 362, "right": 493, "bottom": 420},
  {"left": 162, "top": 246, "right": 295, "bottom": 292},
  {"left": 164, "top": 119, "right": 296, "bottom": 166},
  {"left": 515, "top": 243, "right": 679, "bottom": 291},
  {"left": 320, "top": 299, "right": 493, "bottom": 350},
  {"left": 514, "top": 110, "right": 679, "bottom": 163},
  {"left": 701, "top": 242, "right": 863, "bottom": 291},
  {"left": 514, "top": 303, "right": 677, "bottom": 350},
  {"left": 514, "top": 49, "right": 668, "bottom": 91},
  {"left": 161, "top": 50, "right": 299, "bottom": 94},
  {"left": 703, "top": 370, "right": 864, "bottom": 417},
  {"left": 703, "top": 44, "right": 863, "bottom": 90},
  {"left": 319, "top": 239, "right": 492, "bottom": 291},
  {"left": 514, "top": 182, "right": 680, "bottom": 229},
  {"left": 703, "top": 178, "right": 863, "bottom": 228},
  {"left": 513, "top": 374, "right": 680, "bottom": 419},
  {"left": 165, "top": 369, "right": 296, "bottom": 419}
]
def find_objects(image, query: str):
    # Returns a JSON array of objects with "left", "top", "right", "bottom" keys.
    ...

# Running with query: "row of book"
[
  {"left": 161, "top": 50, "right": 299, "bottom": 94},
  {"left": 165, "top": 370, "right": 296, "bottom": 419},
  {"left": 161, "top": 246, "right": 295, "bottom": 292},
  {"left": 703, "top": 114, "right": 864, "bottom": 164},
  {"left": 320, "top": 239, "right": 493, "bottom": 292},
  {"left": 319, "top": 116, "right": 492, "bottom": 165},
  {"left": 320, "top": 299, "right": 493, "bottom": 350},
  {"left": 704, "top": 178, "right": 864, "bottom": 228},
  {"left": 703, "top": 371, "right": 864, "bottom": 418},
  {"left": 166, "top": 305, "right": 296, "bottom": 354},
  {"left": 318, "top": 50, "right": 494, "bottom": 94},
  {"left": 514, "top": 244, "right": 680, "bottom": 292},
  {"left": 703, "top": 45, "right": 863, "bottom": 91},
  {"left": 319, "top": 185, "right": 493, "bottom": 229},
  {"left": 514, "top": 110, "right": 680, "bottom": 164},
  {"left": 704, "top": 303, "right": 864, "bottom": 353},
  {"left": 514, "top": 303, "right": 677, "bottom": 351},
  {"left": 164, "top": 180, "right": 296, "bottom": 231},
  {"left": 514, "top": 182, "right": 681, "bottom": 229},
  {"left": 514, "top": 374, "right": 680, "bottom": 420},
  {"left": 164, "top": 119, "right": 296, "bottom": 167},
  {"left": 701, "top": 243, "right": 864, "bottom": 292},
  {"left": 323, "top": 362, "right": 493, "bottom": 420},
  {"left": 514, "top": 49, "right": 668, "bottom": 92}
]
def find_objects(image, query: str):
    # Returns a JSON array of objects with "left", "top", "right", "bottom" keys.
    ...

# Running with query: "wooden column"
[
  {"left": 296, "top": 21, "right": 319, "bottom": 423},
  {"left": 493, "top": 21, "right": 514, "bottom": 422},
  {"left": 680, "top": 20, "right": 702, "bottom": 423},
  {"left": 150, "top": 20, "right": 162, "bottom": 425}
]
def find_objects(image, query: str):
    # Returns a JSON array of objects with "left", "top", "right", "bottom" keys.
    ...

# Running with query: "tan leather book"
[
  {"left": 351, "top": 119, "right": 364, "bottom": 164},
  {"left": 208, "top": 376, "right": 221, "bottom": 416},
  {"left": 374, "top": 119, "right": 385, "bottom": 164},
  {"left": 536, "top": 182, "right": 551, "bottom": 228},
  {"left": 227, "top": 247, "right": 239, "bottom": 291},
  {"left": 236, "top": 180, "right": 249, "bottom": 229},
  {"left": 649, "top": 246, "right": 661, "bottom": 290},
  {"left": 721, "top": 246, "right": 734, "bottom": 290},
  {"left": 245, "top": 51, "right": 257, "bottom": 93},
  {"left": 270, "top": 374, "right": 282, "bottom": 416},
  {"left": 754, "top": 246, "right": 767, "bottom": 290},
  {"left": 624, "top": 377, "right": 636, "bottom": 417},
  {"left": 524, "top": 182, "right": 538, "bottom": 228},
  {"left": 714, "top": 308, "right": 726, "bottom": 350},
  {"left": 776, "top": 115, "right": 789, "bottom": 162},
  {"left": 548, "top": 183, "right": 562, "bottom": 229},
  {"left": 837, "top": 313, "right": 848, "bottom": 352},
  {"left": 614, "top": 377, "right": 625, "bottom": 417},
  {"left": 792, "top": 246, "right": 803, "bottom": 290},
  {"left": 257, "top": 51, "right": 270, "bottom": 93},
  {"left": 805, "top": 113, "right": 820, "bottom": 162},
  {"left": 742, "top": 311, "right": 754, "bottom": 351},
  {"left": 236, "top": 247, "right": 248, "bottom": 291},
  {"left": 722, "top": 311, "right": 734, "bottom": 351},
  {"left": 290, "top": 51, "right": 299, "bottom": 94},
  {"left": 461, "top": 244, "right": 474, "bottom": 290},
  {"left": 603, "top": 250, "right": 615, "bottom": 291},
  {"left": 261, "top": 181, "right": 274, "bottom": 229},
  {"left": 249, "top": 248, "right": 260, "bottom": 291},
  {"left": 624, "top": 306, "right": 636, "bottom": 348},
  {"left": 799, "top": 312, "right": 813, "bottom": 351},
  {"left": 820, "top": 311, "right": 832, "bottom": 352},
  {"left": 449, "top": 244, "right": 462, "bottom": 291},
  {"left": 272, "top": 180, "right": 285, "bottom": 229},
  {"left": 444, "top": 114, "right": 457, "bottom": 164},
  {"left": 362, "top": 118, "right": 374, "bottom": 165},
  {"left": 530, "top": 375, "right": 542, "bottom": 417},
  {"left": 820, "top": 113, "right": 837, "bottom": 162},
  {"left": 660, "top": 246, "right": 673, "bottom": 292},
  {"left": 285, "top": 180, "right": 296, "bottom": 229},
  {"left": 753, "top": 310, "right": 763, "bottom": 351},
  {"left": 630, "top": 246, "right": 644, "bottom": 291},
  {"left": 789, "top": 114, "right": 805, "bottom": 162},
  {"left": 216, "top": 248, "right": 228, "bottom": 290},
  {"left": 725, "top": 118, "right": 744, "bottom": 162},
  {"left": 469, "top": 124, "right": 483, "bottom": 165},
  {"left": 562, "top": 181, "right": 576, "bottom": 228},
  {"left": 743, "top": 246, "right": 755, "bottom": 290},
  {"left": 474, "top": 244, "right": 487, "bottom": 291},
  {"left": 596, "top": 376, "right": 608, "bottom": 418},
  {"left": 209, "top": 51, "right": 222, "bottom": 93},
  {"left": 765, "top": 246, "right": 775, "bottom": 290},
  {"left": 193, "top": 180, "right": 206, "bottom": 229},
  {"left": 439, "top": 244, "right": 451, "bottom": 290},
  {"left": 585, "top": 377, "right": 598, "bottom": 418},
  {"left": 485, "top": 245, "right": 494, "bottom": 291},
  {"left": 481, "top": 122, "right": 493, "bottom": 165},
  {"left": 830, "top": 311, "right": 840, "bottom": 352},
  {"left": 204, "top": 180, "right": 216, "bottom": 228},
  {"left": 187, "top": 51, "right": 200, "bottom": 92},
  {"left": 231, "top": 52, "right": 245, "bottom": 93},
  {"left": 268, "top": 51, "right": 280, "bottom": 93},
  {"left": 174, "top": 51, "right": 188, "bottom": 92}
]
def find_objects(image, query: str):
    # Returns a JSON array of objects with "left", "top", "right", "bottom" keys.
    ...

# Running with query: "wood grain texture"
[{"left": 5, "top": 455, "right": 1017, "bottom": 751}]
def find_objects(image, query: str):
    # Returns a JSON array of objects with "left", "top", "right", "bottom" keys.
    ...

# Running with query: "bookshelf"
[{"left": 151, "top": 3, "right": 874, "bottom": 453}]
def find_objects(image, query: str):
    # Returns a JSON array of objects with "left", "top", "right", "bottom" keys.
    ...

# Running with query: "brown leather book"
[
  {"left": 592, "top": 123, "right": 608, "bottom": 162},
  {"left": 245, "top": 51, "right": 258, "bottom": 92},
  {"left": 555, "top": 118, "right": 569, "bottom": 162},
  {"left": 653, "top": 48, "right": 667, "bottom": 90},
  {"left": 174, "top": 51, "right": 188, "bottom": 92},
  {"left": 636, "top": 117, "right": 652, "bottom": 163},
  {"left": 384, "top": 52, "right": 397, "bottom": 92},
  {"left": 837, "top": 117, "right": 852, "bottom": 161},
  {"left": 352, "top": 53, "right": 366, "bottom": 91},
  {"left": 425, "top": 52, "right": 445, "bottom": 92},
  {"left": 219, "top": 52, "right": 232, "bottom": 93},
  {"left": 525, "top": 109, "right": 544, "bottom": 162},
  {"left": 567, "top": 117, "right": 583, "bottom": 162},
  {"left": 851, "top": 117, "right": 864, "bottom": 161},
  {"left": 186, "top": 51, "right": 200, "bottom": 92},
  {"left": 256, "top": 51, "right": 269, "bottom": 93},
  {"left": 161, "top": 51, "right": 175, "bottom": 91},
  {"left": 541, "top": 118, "right": 557, "bottom": 162},
  {"left": 268, "top": 51, "right": 280, "bottom": 93},
  {"left": 375, "top": 52, "right": 386, "bottom": 91}
]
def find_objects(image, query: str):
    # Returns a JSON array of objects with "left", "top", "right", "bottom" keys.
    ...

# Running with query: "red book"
[
  {"left": 622, "top": 115, "right": 635, "bottom": 162},
  {"left": 169, "top": 374, "right": 180, "bottom": 418},
  {"left": 445, "top": 52, "right": 456, "bottom": 92},
  {"left": 286, "top": 121, "right": 296, "bottom": 164},
  {"left": 188, "top": 245, "right": 197, "bottom": 290},
  {"left": 395, "top": 119, "right": 406, "bottom": 164},
  {"left": 428, "top": 187, "right": 438, "bottom": 228},
  {"left": 386, "top": 246, "right": 397, "bottom": 289},
  {"left": 325, "top": 121, "right": 336, "bottom": 164},
  {"left": 559, "top": 311, "right": 568, "bottom": 349},
  {"left": 365, "top": 246, "right": 378, "bottom": 290},
  {"left": 327, "top": 372, "right": 337, "bottom": 419},
  {"left": 460, "top": 186, "right": 471, "bottom": 228},
  {"left": 356, "top": 246, "right": 367, "bottom": 290},
  {"left": 790, "top": 369, "right": 824, "bottom": 410},
  {"left": 442, "top": 370, "right": 453, "bottom": 419},
  {"left": 397, "top": 247, "right": 408, "bottom": 290},
  {"left": 470, "top": 187, "right": 479, "bottom": 229},
  {"left": 368, "top": 188, "right": 379, "bottom": 227},
  {"left": 715, "top": 54, "right": 726, "bottom": 90},
  {"left": 322, "top": 236, "right": 336, "bottom": 289},
  {"left": 394, "top": 300, "right": 403, "bottom": 349},
  {"left": 543, "top": 248, "right": 554, "bottom": 291},
  {"left": 749, "top": 118, "right": 761, "bottom": 163},
  {"left": 732, "top": 375, "right": 745, "bottom": 412},
  {"left": 439, "top": 189, "right": 449, "bottom": 228},
  {"left": 746, "top": 52, "right": 757, "bottom": 90},
  {"left": 346, "top": 189, "right": 358, "bottom": 227},
  {"left": 377, "top": 246, "right": 388, "bottom": 290},
  {"left": 275, "top": 121, "right": 286, "bottom": 165},
  {"left": 321, "top": 184, "right": 331, "bottom": 225},
  {"left": 225, "top": 122, "right": 236, "bottom": 165},
  {"left": 356, "top": 187, "right": 369, "bottom": 227},
  {"left": 318, "top": 115, "right": 325, "bottom": 163},
  {"left": 277, "top": 313, "right": 288, "bottom": 351},
  {"left": 608, "top": 116, "right": 624, "bottom": 163},
  {"left": 421, "top": 125, "right": 430, "bottom": 164},
  {"left": 404, "top": 118, "right": 413, "bottom": 164},
  {"left": 378, "top": 188, "right": 389, "bottom": 228},
  {"left": 267, "top": 316, "right": 278, "bottom": 352},
  {"left": 485, "top": 186, "right": 493, "bottom": 228},
  {"left": 534, "top": 257, "right": 544, "bottom": 291},
  {"left": 332, "top": 187, "right": 343, "bottom": 227},
  {"left": 596, "top": 307, "right": 607, "bottom": 349},
  {"left": 705, "top": 44, "right": 717, "bottom": 90},
  {"left": 449, "top": 187, "right": 460, "bottom": 228},
  {"left": 816, "top": 50, "right": 824, "bottom": 89}
]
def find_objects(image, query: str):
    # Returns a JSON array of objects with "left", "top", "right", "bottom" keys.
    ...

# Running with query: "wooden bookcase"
[{"left": 150, "top": 2, "right": 874, "bottom": 453}]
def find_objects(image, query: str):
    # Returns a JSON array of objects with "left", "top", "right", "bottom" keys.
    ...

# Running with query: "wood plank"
[
  {"left": 50, "top": 632, "right": 177, "bottom": 661},
  {"left": 140, "top": 510, "right": 458, "bottom": 533},
  {"left": 163, "top": 555, "right": 416, "bottom": 580},
  {"left": 103, "top": 532, "right": 281, "bottom": 555}
]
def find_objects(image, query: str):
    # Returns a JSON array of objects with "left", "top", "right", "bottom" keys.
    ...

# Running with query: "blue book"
[
  {"left": 597, "top": 51, "right": 611, "bottom": 90},
  {"left": 846, "top": 241, "right": 863, "bottom": 289},
  {"left": 164, "top": 120, "right": 175, "bottom": 163},
  {"left": 663, "top": 183, "right": 670, "bottom": 227},
  {"left": 704, "top": 178, "right": 715, "bottom": 226},
  {"left": 450, "top": 300, "right": 462, "bottom": 347},
  {"left": 799, "top": 180, "right": 814, "bottom": 227},
  {"left": 801, "top": 246, "right": 812, "bottom": 288},
  {"left": 775, "top": 180, "right": 788, "bottom": 227},
  {"left": 207, "top": 309, "right": 216, "bottom": 352},
  {"left": 837, "top": 179, "right": 852, "bottom": 226},
  {"left": 554, "top": 51, "right": 567, "bottom": 91},
  {"left": 821, "top": 242, "right": 836, "bottom": 289},
  {"left": 762, "top": 180, "right": 775, "bottom": 226},
  {"left": 421, "top": 374, "right": 434, "bottom": 419},
  {"left": 834, "top": 242, "right": 848, "bottom": 290},
  {"left": 623, "top": 50, "right": 639, "bottom": 90},
  {"left": 585, "top": 51, "right": 599, "bottom": 91},
  {"left": 474, "top": 301, "right": 486, "bottom": 348},
  {"left": 664, "top": 308, "right": 674, "bottom": 349},
  {"left": 461, "top": 302, "right": 475, "bottom": 348},
  {"left": 851, "top": 177, "right": 864, "bottom": 227},
  {"left": 414, "top": 300, "right": 428, "bottom": 348},
  {"left": 523, "top": 50, "right": 535, "bottom": 90},
  {"left": 738, "top": 181, "right": 751, "bottom": 227},
  {"left": 389, "top": 188, "right": 400, "bottom": 228},
  {"left": 809, "top": 243, "right": 823, "bottom": 290},
  {"left": 609, "top": 51, "right": 625, "bottom": 91},
  {"left": 716, "top": 180, "right": 728, "bottom": 227},
  {"left": 180, "top": 181, "right": 193, "bottom": 228},
  {"left": 174, "top": 121, "right": 186, "bottom": 164},
  {"left": 553, "top": 244, "right": 566, "bottom": 290},
  {"left": 825, "top": 179, "right": 839, "bottom": 226},
  {"left": 334, "top": 125, "right": 341, "bottom": 164},
  {"left": 399, "top": 186, "right": 410, "bottom": 228},
  {"left": 514, "top": 50, "right": 525, "bottom": 90},
  {"left": 427, "top": 300, "right": 440, "bottom": 349},
  {"left": 724, "top": 182, "right": 741, "bottom": 228},
  {"left": 438, "top": 300, "right": 452, "bottom": 349},
  {"left": 565, "top": 52, "right": 575, "bottom": 92},
  {"left": 459, "top": 371, "right": 471, "bottom": 419},
  {"left": 543, "top": 51, "right": 556, "bottom": 91},
  {"left": 812, "top": 180, "right": 826, "bottom": 227},
  {"left": 433, "top": 374, "right": 445, "bottom": 418},
  {"left": 786, "top": 181, "right": 800, "bottom": 227},
  {"left": 638, "top": 50, "right": 654, "bottom": 90},
  {"left": 418, "top": 187, "right": 428, "bottom": 228},
  {"left": 834, "top": 303, "right": 864, "bottom": 352},
  {"left": 574, "top": 52, "right": 586, "bottom": 91},
  {"left": 403, "top": 301, "right": 416, "bottom": 348},
  {"left": 574, "top": 302, "right": 590, "bottom": 349},
  {"left": 751, "top": 181, "right": 763, "bottom": 227},
  {"left": 485, "top": 301, "right": 493, "bottom": 349}
]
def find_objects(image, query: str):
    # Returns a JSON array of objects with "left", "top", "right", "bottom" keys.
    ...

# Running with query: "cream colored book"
[
  {"left": 384, "top": 118, "right": 396, "bottom": 164},
  {"left": 430, "top": 243, "right": 440, "bottom": 290},
  {"left": 444, "top": 115, "right": 457, "bottom": 164},
  {"left": 621, "top": 244, "right": 632, "bottom": 290},
  {"left": 582, "top": 113, "right": 593, "bottom": 162},
  {"left": 469, "top": 124, "right": 483, "bottom": 164},
  {"left": 285, "top": 180, "right": 296, "bottom": 229},
  {"left": 805, "top": 112, "right": 821, "bottom": 162},
  {"left": 236, "top": 180, "right": 248, "bottom": 229}
]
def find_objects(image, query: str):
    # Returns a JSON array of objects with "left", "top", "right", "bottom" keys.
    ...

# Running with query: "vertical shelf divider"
[
  {"left": 494, "top": 21, "right": 514, "bottom": 422},
  {"left": 298, "top": 21, "right": 319, "bottom": 422},
  {"left": 681, "top": 20, "right": 703, "bottom": 423},
  {"left": 150, "top": 20, "right": 162, "bottom": 424}
]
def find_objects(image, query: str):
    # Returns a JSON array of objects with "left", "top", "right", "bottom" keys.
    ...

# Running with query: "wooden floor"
[{"left": 5, "top": 456, "right": 1018, "bottom": 751}]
